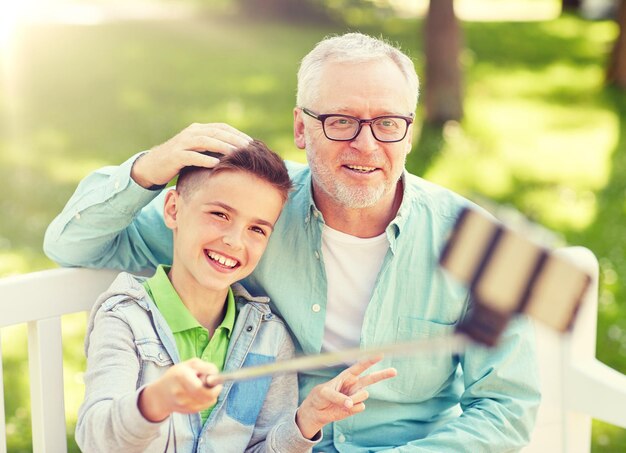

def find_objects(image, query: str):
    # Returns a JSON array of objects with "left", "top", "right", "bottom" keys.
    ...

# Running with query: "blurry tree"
[
  {"left": 607, "top": 0, "right": 626, "bottom": 88},
  {"left": 236, "top": 0, "right": 331, "bottom": 22},
  {"left": 562, "top": 0, "right": 582, "bottom": 11},
  {"left": 424, "top": 0, "right": 463, "bottom": 125},
  {"left": 234, "top": 0, "right": 392, "bottom": 24}
]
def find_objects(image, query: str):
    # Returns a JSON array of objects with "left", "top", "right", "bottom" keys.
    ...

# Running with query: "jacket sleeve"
[
  {"left": 245, "top": 326, "right": 320, "bottom": 453},
  {"left": 381, "top": 315, "right": 541, "bottom": 452},
  {"left": 75, "top": 305, "right": 167, "bottom": 452},
  {"left": 43, "top": 153, "right": 172, "bottom": 273}
]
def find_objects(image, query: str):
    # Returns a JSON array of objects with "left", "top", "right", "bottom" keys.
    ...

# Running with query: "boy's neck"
[{"left": 167, "top": 267, "right": 228, "bottom": 337}]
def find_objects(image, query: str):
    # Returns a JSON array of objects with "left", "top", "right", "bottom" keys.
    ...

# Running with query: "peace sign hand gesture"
[{"left": 295, "top": 356, "right": 397, "bottom": 439}]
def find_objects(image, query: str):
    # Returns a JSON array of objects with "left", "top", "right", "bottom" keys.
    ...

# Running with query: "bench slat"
[
  {"left": 0, "top": 268, "right": 119, "bottom": 328},
  {"left": 0, "top": 331, "right": 7, "bottom": 453},
  {"left": 28, "top": 318, "right": 67, "bottom": 453}
]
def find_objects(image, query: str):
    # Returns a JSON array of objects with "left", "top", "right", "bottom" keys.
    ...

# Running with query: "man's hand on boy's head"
[
  {"left": 131, "top": 123, "right": 253, "bottom": 189},
  {"left": 137, "top": 358, "right": 223, "bottom": 423},
  {"left": 295, "top": 356, "right": 397, "bottom": 439}
]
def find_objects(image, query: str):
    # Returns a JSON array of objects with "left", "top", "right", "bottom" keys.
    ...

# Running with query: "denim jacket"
[{"left": 76, "top": 272, "right": 318, "bottom": 452}]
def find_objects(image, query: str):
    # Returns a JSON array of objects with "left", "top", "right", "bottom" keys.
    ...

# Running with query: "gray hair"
[{"left": 296, "top": 32, "right": 419, "bottom": 111}]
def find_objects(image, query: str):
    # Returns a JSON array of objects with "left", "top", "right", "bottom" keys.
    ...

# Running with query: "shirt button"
[
  {"left": 314, "top": 251, "right": 320, "bottom": 260},
  {"left": 312, "top": 304, "right": 321, "bottom": 313},
  {"left": 313, "top": 211, "right": 319, "bottom": 218},
  {"left": 74, "top": 213, "right": 81, "bottom": 220},
  {"left": 114, "top": 180, "right": 120, "bottom": 190},
  {"left": 337, "top": 434, "right": 346, "bottom": 443}
]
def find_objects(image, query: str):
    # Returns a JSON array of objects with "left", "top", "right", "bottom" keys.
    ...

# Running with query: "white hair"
[{"left": 296, "top": 32, "right": 419, "bottom": 111}]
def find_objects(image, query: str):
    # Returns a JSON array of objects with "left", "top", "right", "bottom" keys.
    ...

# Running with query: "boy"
[{"left": 75, "top": 140, "right": 395, "bottom": 452}]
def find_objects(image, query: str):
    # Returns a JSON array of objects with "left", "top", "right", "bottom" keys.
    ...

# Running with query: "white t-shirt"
[{"left": 321, "top": 224, "right": 390, "bottom": 351}]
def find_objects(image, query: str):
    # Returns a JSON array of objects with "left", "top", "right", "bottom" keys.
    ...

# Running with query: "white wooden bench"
[
  {"left": 0, "top": 268, "right": 120, "bottom": 453},
  {"left": 0, "top": 247, "right": 625, "bottom": 452},
  {"left": 524, "top": 246, "right": 626, "bottom": 452}
]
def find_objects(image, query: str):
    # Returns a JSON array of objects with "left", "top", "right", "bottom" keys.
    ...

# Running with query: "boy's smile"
[
  {"left": 205, "top": 250, "right": 240, "bottom": 270},
  {"left": 164, "top": 170, "right": 285, "bottom": 304}
]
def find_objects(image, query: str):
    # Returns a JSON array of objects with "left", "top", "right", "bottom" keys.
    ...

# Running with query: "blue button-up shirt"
[{"left": 45, "top": 155, "right": 540, "bottom": 452}]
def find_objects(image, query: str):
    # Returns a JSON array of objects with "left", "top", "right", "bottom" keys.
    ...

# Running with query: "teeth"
[
  {"left": 347, "top": 165, "right": 376, "bottom": 172},
  {"left": 207, "top": 251, "right": 238, "bottom": 268}
]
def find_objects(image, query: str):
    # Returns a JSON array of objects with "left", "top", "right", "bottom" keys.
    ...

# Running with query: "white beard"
[
  {"left": 310, "top": 162, "right": 387, "bottom": 208},
  {"left": 305, "top": 140, "right": 405, "bottom": 209}
]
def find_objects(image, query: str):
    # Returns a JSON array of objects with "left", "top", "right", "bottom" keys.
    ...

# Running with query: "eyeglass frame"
[{"left": 300, "top": 107, "right": 414, "bottom": 143}]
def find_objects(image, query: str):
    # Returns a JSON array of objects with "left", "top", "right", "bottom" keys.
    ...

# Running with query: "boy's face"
[{"left": 164, "top": 170, "right": 284, "bottom": 294}]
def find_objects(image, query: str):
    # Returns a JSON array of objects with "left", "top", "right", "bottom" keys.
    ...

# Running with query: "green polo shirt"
[{"left": 143, "top": 265, "right": 236, "bottom": 423}]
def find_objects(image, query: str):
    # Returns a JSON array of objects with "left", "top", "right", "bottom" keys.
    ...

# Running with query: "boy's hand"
[
  {"left": 131, "top": 123, "right": 252, "bottom": 189},
  {"left": 295, "top": 356, "right": 397, "bottom": 439},
  {"left": 138, "top": 358, "right": 223, "bottom": 422}
]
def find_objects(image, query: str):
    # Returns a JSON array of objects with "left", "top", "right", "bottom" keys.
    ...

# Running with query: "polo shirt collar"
[
  {"left": 220, "top": 289, "right": 236, "bottom": 339},
  {"left": 145, "top": 265, "right": 236, "bottom": 337}
]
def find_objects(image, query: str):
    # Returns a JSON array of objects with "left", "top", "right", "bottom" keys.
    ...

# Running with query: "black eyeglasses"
[{"left": 301, "top": 107, "right": 414, "bottom": 143}]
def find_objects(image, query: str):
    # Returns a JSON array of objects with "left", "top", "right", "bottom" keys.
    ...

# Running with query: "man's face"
[
  {"left": 164, "top": 170, "right": 284, "bottom": 294},
  {"left": 294, "top": 59, "right": 414, "bottom": 210}
]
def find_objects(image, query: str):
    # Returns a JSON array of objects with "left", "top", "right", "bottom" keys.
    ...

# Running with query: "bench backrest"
[
  {"left": 0, "top": 268, "right": 119, "bottom": 453},
  {"left": 523, "top": 246, "right": 626, "bottom": 452}
]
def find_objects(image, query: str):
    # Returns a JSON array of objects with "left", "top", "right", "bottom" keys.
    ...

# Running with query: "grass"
[{"left": 1, "top": 7, "right": 625, "bottom": 451}]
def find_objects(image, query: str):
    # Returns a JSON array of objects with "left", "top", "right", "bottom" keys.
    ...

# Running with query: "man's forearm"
[
  {"left": 381, "top": 317, "right": 540, "bottom": 452},
  {"left": 378, "top": 399, "right": 537, "bottom": 452},
  {"left": 44, "top": 153, "right": 167, "bottom": 271}
]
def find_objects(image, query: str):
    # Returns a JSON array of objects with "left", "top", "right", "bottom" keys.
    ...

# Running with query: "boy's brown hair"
[{"left": 177, "top": 139, "right": 292, "bottom": 202}]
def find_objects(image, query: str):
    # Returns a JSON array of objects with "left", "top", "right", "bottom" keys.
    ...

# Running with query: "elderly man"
[{"left": 45, "top": 32, "right": 539, "bottom": 451}]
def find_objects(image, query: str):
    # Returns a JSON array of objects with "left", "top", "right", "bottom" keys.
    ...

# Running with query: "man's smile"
[{"left": 344, "top": 164, "right": 378, "bottom": 174}]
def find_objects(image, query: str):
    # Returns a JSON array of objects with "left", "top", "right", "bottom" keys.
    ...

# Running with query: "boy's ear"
[{"left": 163, "top": 190, "right": 180, "bottom": 230}]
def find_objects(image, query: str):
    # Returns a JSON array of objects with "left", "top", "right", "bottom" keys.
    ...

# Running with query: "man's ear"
[
  {"left": 163, "top": 190, "right": 180, "bottom": 230},
  {"left": 405, "top": 122, "right": 414, "bottom": 154},
  {"left": 294, "top": 107, "right": 306, "bottom": 150}
]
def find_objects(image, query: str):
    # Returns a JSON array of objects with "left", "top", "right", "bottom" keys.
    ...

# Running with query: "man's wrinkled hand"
[
  {"left": 131, "top": 123, "right": 252, "bottom": 189},
  {"left": 295, "top": 355, "right": 397, "bottom": 439}
]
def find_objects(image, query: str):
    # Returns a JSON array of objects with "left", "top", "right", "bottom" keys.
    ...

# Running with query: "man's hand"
[
  {"left": 131, "top": 123, "right": 252, "bottom": 189},
  {"left": 138, "top": 358, "right": 223, "bottom": 422},
  {"left": 295, "top": 356, "right": 397, "bottom": 439}
]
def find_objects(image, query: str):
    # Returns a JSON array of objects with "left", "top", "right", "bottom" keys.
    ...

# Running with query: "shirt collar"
[
  {"left": 300, "top": 169, "right": 322, "bottom": 227},
  {"left": 387, "top": 171, "right": 410, "bottom": 236},
  {"left": 220, "top": 288, "right": 236, "bottom": 338},
  {"left": 144, "top": 265, "right": 236, "bottom": 337}
]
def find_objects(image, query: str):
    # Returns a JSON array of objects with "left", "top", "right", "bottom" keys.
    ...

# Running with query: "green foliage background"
[{"left": 0, "top": 2, "right": 625, "bottom": 451}]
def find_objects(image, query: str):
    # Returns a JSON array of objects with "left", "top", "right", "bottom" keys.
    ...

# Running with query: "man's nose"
[{"left": 351, "top": 123, "right": 378, "bottom": 151}]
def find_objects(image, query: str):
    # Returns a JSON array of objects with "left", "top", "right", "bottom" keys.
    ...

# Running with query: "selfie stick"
[
  {"left": 205, "top": 207, "right": 592, "bottom": 387},
  {"left": 206, "top": 334, "right": 468, "bottom": 386}
]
